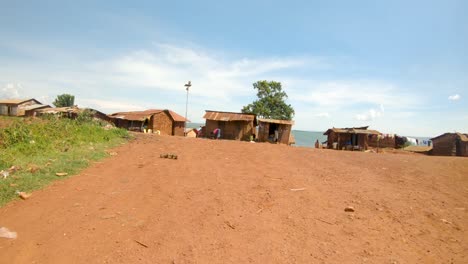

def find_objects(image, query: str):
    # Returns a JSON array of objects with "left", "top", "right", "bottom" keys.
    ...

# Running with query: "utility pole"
[{"left": 184, "top": 81, "right": 192, "bottom": 136}]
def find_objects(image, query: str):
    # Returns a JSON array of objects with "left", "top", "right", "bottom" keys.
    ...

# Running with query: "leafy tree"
[
  {"left": 53, "top": 94, "right": 75, "bottom": 107},
  {"left": 242, "top": 80, "right": 295, "bottom": 120}
]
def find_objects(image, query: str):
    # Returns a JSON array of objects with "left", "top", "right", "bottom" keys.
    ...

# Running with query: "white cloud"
[
  {"left": 287, "top": 79, "right": 412, "bottom": 109},
  {"left": 448, "top": 94, "right": 460, "bottom": 101},
  {"left": 315, "top": 112, "right": 330, "bottom": 118},
  {"left": 355, "top": 104, "right": 385, "bottom": 121},
  {"left": 89, "top": 44, "right": 309, "bottom": 100},
  {"left": 0, "top": 83, "right": 22, "bottom": 98},
  {"left": 78, "top": 98, "right": 147, "bottom": 113}
]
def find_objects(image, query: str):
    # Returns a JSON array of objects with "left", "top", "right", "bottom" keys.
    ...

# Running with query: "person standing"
[{"left": 213, "top": 128, "right": 221, "bottom": 139}]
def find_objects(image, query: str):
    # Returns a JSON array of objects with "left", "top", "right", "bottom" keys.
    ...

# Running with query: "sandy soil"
[{"left": 1, "top": 134, "right": 467, "bottom": 263}]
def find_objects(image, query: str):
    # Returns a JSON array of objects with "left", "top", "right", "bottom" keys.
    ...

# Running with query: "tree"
[
  {"left": 241, "top": 80, "right": 295, "bottom": 120},
  {"left": 53, "top": 94, "right": 75, "bottom": 107}
]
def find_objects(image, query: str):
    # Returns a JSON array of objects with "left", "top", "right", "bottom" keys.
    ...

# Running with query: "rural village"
[
  {"left": 0, "top": 93, "right": 467, "bottom": 263},
  {"left": 0, "top": 97, "right": 467, "bottom": 156},
  {"left": 1, "top": 1, "right": 467, "bottom": 263}
]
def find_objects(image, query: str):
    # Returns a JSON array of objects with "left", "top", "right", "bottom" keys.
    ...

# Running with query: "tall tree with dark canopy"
[
  {"left": 53, "top": 94, "right": 75, "bottom": 107},
  {"left": 242, "top": 80, "right": 295, "bottom": 120}
]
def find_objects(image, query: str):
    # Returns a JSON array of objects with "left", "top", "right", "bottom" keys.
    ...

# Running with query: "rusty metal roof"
[
  {"left": 258, "top": 118, "right": 294, "bottom": 125},
  {"left": 36, "top": 107, "right": 79, "bottom": 114},
  {"left": 0, "top": 98, "right": 40, "bottom": 105},
  {"left": 203, "top": 110, "right": 256, "bottom": 122},
  {"left": 23, "top": 104, "right": 50, "bottom": 111},
  {"left": 323, "top": 127, "right": 381, "bottom": 135},
  {"left": 167, "top": 110, "right": 187, "bottom": 122},
  {"left": 109, "top": 109, "right": 188, "bottom": 122},
  {"left": 431, "top": 132, "right": 468, "bottom": 142},
  {"left": 36, "top": 107, "right": 106, "bottom": 117}
]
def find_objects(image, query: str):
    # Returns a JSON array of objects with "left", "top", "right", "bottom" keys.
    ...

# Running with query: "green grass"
[{"left": 0, "top": 115, "right": 130, "bottom": 206}]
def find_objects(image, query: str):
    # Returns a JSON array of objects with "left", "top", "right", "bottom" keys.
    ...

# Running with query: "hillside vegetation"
[{"left": 0, "top": 114, "right": 129, "bottom": 206}]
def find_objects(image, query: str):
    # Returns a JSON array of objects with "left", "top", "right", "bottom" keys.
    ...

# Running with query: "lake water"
[
  {"left": 291, "top": 130, "right": 432, "bottom": 148},
  {"left": 187, "top": 123, "right": 431, "bottom": 148}
]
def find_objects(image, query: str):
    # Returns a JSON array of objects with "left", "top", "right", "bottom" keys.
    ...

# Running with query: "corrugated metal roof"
[
  {"left": 203, "top": 110, "right": 256, "bottom": 121},
  {"left": 23, "top": 104, "right": 50, "bottom": 111},
  {"left": 459, "top": 133, "right": 468, "bottom": 142},
  {"left": 431, "top": 132, "right": 468, "bottom": 142},
  {"left": 109, "top": 109, "right": 188, "bottom": 122},
  {"left": 258, "top": 118, "right": 294, "bottom": 125},
  {"left": 323, "top": 127, "right": 381, "bottom": 135},
  {"left": 167, "top": 110, "right": 187, "bottom": 122},
  {"left": 36, "top": 107, "right": 106, "bottom": 116},
  {"left": 36, "top": 107, "right": 80, "bottom": 114},
  {"left": 109, "top": 110, "right": 162, "bottom": 121},
  {"left": 0, "top": 98, "right": 38, "bottom": 105}
]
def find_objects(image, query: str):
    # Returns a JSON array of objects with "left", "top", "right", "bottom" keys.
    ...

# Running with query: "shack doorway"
[
  {"left": 456, "top": 138, "right": 462, "bottom": 156},
  {"left": 269, "top": 123, "right": 279, "bottom": 142},
  {"left": 351, "top": 134, "right": 359, "bottom": 146}
]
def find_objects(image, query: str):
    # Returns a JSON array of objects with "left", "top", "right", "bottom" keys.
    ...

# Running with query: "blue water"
[
  {"left": 291, "top": 130, "right": 432, "bottom": 148},
  {"left": 187, "top": 123, "right": 431, "bottom": 148},
  {"left": 291, "top": 130, "right": 327, "bottom": 148}
]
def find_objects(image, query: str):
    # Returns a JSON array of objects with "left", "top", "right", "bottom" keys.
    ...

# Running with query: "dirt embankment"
[{"left": 1, "top": 135, "right": 467, "bottom": 263}]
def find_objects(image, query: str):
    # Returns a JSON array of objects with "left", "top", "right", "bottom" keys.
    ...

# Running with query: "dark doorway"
[
  {"left": 269, "top": 123, "right": 279, "bottom": 142},
  {"left": 351, "top": 134, "right": 359, "bottom": 146},
  {"left": 456, "top": 138, "right": 462, "bottom": 156}
]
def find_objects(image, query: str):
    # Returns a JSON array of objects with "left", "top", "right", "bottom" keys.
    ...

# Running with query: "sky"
[{"left": 0, "top": 0, "right": 467, "bottom": 136}]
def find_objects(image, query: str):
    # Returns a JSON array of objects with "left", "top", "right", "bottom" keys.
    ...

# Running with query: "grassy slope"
[{"left": 0, "top": 116, "right": 129, "bottom": 206}]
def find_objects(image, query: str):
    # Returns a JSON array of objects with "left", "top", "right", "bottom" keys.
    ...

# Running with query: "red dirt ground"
[{"left": 1, "top": 134, "right": 467, "bottom": 263}]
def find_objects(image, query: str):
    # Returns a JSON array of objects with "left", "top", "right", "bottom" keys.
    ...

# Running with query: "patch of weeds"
[{"left": 0, "top": 116, "right": 129, "bottom": 206}]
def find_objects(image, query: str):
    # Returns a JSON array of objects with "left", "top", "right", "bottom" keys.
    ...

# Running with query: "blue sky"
[{"left": 0, "top": 0, "right": 467, "bottom": 136}]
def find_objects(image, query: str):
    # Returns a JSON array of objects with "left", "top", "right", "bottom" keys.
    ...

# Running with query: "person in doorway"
[
  {"left": 213, "top": 128, "right": 221, "bottom": 139},
  {"left": 274, "top": 129, "right": 279, "bottom": 143}
]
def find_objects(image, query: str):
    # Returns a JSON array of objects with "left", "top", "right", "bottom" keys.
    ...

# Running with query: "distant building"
[
  {"left": 35, "top": 107, "right": 110, "bottom": 122},
  {"left": 203, "top": 110, "right": 257, "bottom": 140},
  {"left": 257, "top": 118, "right": 294, "bottom": 145},
  {"left": 0, "top": 98, "right": 43, "bottom": 116},
  {"left": 109, "top": 109, "right": 187, "bottom": 136},
  {"left": 323, "top": 126, "right": 381, "bottom": 151},
  {"left": 185, "top": 128, "right": 198, "bottom": 138},
  {"left": 431, "top": 133, "right": 468, "bottom": 157}
]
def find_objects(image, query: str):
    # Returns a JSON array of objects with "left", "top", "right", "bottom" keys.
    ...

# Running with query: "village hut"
[
  {"left": 109, "top": 109, "right": 187, "bottom": 135},
  {"left": 36, "top": 107, "right": 110, "bottom": 122},
  {"left": 24, "top": 104, "right": 51, "bottom": 117},
  {"left": 430, "top": 133, "right": 468, "bottom": 157},
  {"left": 323, "top": 126, "right": 381, "bottom": 151},
  {"left": 257, "top": 118, "right": 294, "bottom": 144},
  {"left": 0, "top": 98, "right": 44, "bottom": 116},
  {"left": 367, "top": 134, "right": 407, "bottom": 149},
  {"left": 185, "top": 128, "right": 198, "bottom": 138},
  {"left": 203, "top": 110, "right": 257, "bottom": 140}
]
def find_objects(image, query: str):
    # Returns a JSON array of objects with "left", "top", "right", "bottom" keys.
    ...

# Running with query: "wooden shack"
[
  {"left": 431, "top": 133, "right": 468, "bottom": 157},
  {"left": 36, "top": 107, "right": 110, "bottom": 122},
  {"left": 24, "top": 104, "right": 51, "bottom": 117},
  {"left": 0, "top": 98, "right": 43, "bottom": 116},
  {"left": 203, "top": 110, "right": 256, "bottom": 140},
  {"left": 323, "top": 126, "right": 381, "bottom": 151},
  {"left": 109, "top": 109, "right": 187, "bottom": 135},
  {"left": 185, "top": 128, "right": 198, "bottom": 138},
  {"left": 257, "top": 118, "right": 294, "bottom": 144}
]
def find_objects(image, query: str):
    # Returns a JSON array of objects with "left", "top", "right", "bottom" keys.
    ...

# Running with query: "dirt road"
[{"left": 1, "top": 135, "right": 467, "bottom": 263}]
